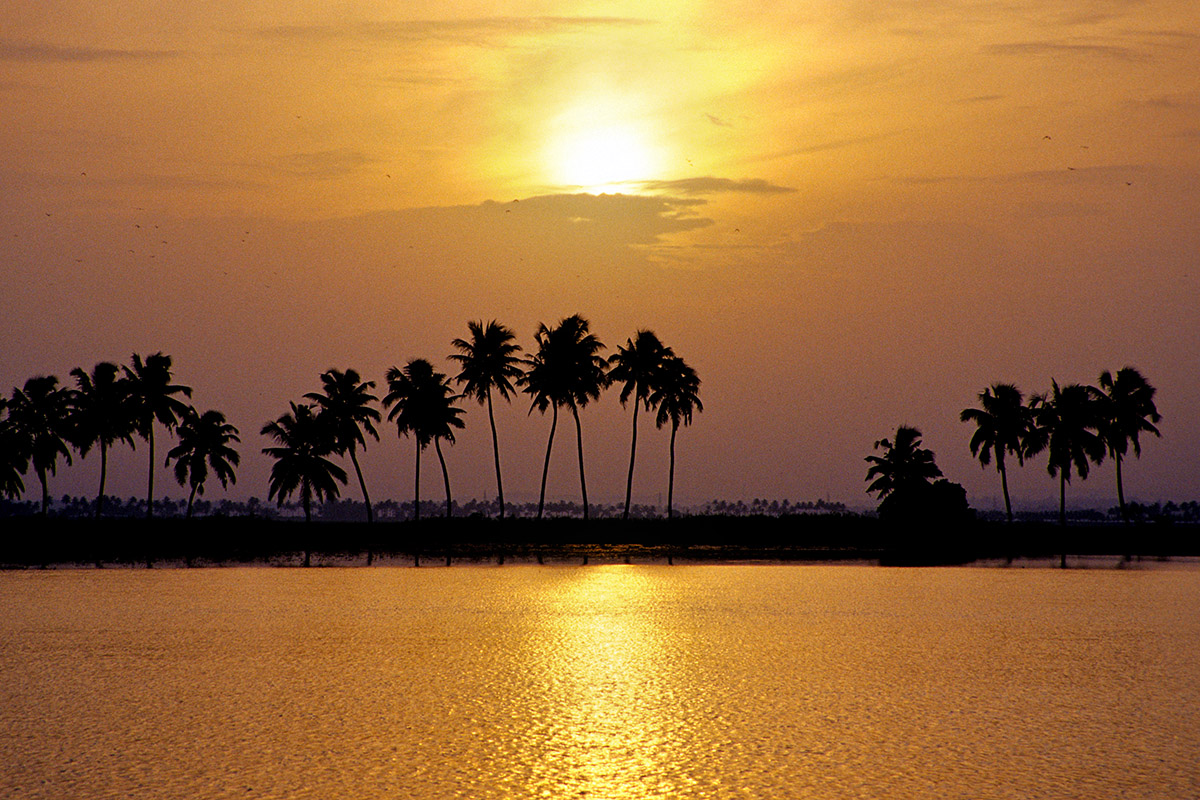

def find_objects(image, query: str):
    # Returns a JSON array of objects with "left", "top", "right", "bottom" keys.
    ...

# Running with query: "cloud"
[
  {"left": 705, "top": 113, "right": 733, "bottom": 128},
  {"left": 0, "top": 40, "right": 178, "bottom": 63},
  {"left": 258, "top": 16, "right": 652, "bottom": 46},
  {"left": 638, "top": 178, "right": 796, "bottom": 196},
  {"left": 953, "top": 94, "right": 1005, "bottom": 104},
  {"left": 985, "top": 41, "right": 1147, "bottom": 61}
]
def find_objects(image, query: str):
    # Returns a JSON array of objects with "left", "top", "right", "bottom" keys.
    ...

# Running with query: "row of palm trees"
[
  {"left": 958, "top": 367, "right": 1160, "bottom": 524},
  {"left": 261, "top": 315, "right": 703, "bottom": 524},
  {"left": 1, "top": 353, "right": 241, "bottom": 518}
]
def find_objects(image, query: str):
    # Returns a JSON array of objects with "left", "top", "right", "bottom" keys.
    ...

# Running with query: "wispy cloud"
[
  {"left": 258, "top": 16, "right": 652, "bottom": 46},
  {"left": 705, "top": 113, "right": 733, "bottom": 128},
  {"left": 638, "top": 177, "right": 796, "bottom": 196},
  {"left": 0, "top": 40, "right": 178, "bottom": 63},
  {"left": 985, "top": 41, "right": 1147, "bottom": 61},
  {"left": 953, "top": 94, "right": 1005, "bottom": 104}
]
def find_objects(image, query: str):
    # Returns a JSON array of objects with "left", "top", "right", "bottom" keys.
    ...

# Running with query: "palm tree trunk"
[
  {"left": 486, "top": 389, "right": 505, "bottom": 519},
  {"left": 38, "top": 468, "right": 49, "bottom": 516},
  {"left": 301, "top": 485, "right": 312, "bottom": 567},
  {"left": 435, "top": 437, "right": 452, "bottom": 518},
  {"left": 571, "top": 403, "right": 589, "bottom": 521},
  {"left": 1000, "top": 463, "right": 1013, "bottom": 524},
  {"left": 668, "top": 423, "right": 678, "bottom": 519},
  {"left": 537, "top": 404, "right": 558, "bottom": 520},
  {"left": 1059, "top": 471, "right": 1067, "bottom": 569},
  {"left": 146, "top": 426, "right": 155, "bottom": 518},
  {"left": 623, "top": 400, "right": 640, "bottom": 520},
  {"left": 1058, "top": 471, "right": 1066, "bottom": 526},
  {"left": 95, "top": 442, "right": 108, "bottom": 519},
  {"left": 1115, "top": 451, "right": 1127, "bottom": 524},
  {"left": 186, "top": 483, "right": 198, "bottom": 518},
  {"left": 349, "top": 445, "right": 373, "bottom": 523},
  {"left": 413, "top": 445, "right": 422, "bottom": 522}
]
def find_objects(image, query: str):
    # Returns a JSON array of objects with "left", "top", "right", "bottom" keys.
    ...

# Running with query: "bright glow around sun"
[{"left": 546, "top": 100, "right": 663, "bottom": 191}]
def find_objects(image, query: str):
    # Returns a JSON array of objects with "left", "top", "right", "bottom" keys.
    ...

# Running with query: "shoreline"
[{"left": 2, "top": 515, "right": 1197, "bottom": 570}]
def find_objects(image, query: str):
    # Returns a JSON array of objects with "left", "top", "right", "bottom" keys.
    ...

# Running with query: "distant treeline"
[{"left": 0, "top": 495, "right": 851, "bottom": 521}]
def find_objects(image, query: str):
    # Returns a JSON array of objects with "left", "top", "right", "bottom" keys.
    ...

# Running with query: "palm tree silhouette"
[
  {"left": 865, "top": 425, "right": 942, "bottom": 500},
  {"left": 261, "top": 402, "right": 347, "bottom": 528},
  {"left": 0, "top": 398, "right": 30, "bottom": 500},
  {"left": 165, "top": 407, "right": 240, "bottom": 518},
  {"left": 124, "top": 352, "right": 192, "bottom": 518},
  {"left": 648, "top": 354, "right": 702, "bottom": 519},
  {"left": 383, "top": 358, "right": 465, "bottom": 520},
  {"left": 1094, "top": 367, "right": 1161, "bottom": 523},
  {"left": 304, "top": 368, "right": 381, "bottom": 523},
  {"left": 449, "top": 321, "right": 523, "bottom": 519},
  {"left": 1028, "top": 381, "right": 1105, "bottom": 539},
  {"left": 7, "top": 376, "right": 73, "bottom": 514},
  {"left": 608, "top": 330, "right": 673, "bottom": 519},
  {"left": 69, "top": 362, "right": 136, "bottom": 518},
  {"left": 960, "top": 383, "right": 1036, "bottom": 523},
  {"left": 520, "top": 315, "right": 608, "bottom": 520}
]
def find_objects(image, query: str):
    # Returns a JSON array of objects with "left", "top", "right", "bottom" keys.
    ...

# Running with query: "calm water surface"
[{"left": 2, "top": 565, "right": 1199, "bottom": 799}]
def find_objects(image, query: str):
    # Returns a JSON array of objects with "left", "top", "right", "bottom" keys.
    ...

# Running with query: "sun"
[{"left": 545, "top": 102, "right": 663, "bottom": 192}]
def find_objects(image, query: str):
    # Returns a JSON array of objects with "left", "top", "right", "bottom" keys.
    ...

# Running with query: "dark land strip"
[{"left": 1, "top": 515, "right": 1197, "bottom": 569}]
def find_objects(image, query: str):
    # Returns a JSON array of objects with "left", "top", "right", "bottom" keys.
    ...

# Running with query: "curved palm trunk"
[
  {"left": 302, "top": 483, "right": 312, "bottom": 567},
  {"left": 999, "top": 463, "right": 1013, "bottom": 524},
  {"left": 667, "top": 422, "right": 678, "bottom": 519},
  {"left": 413, "top": 445, "right": 422, "bottom": 522},
  {"left": 348, "top": 445, "right": 373, "bottom": 524},
  {"left": 94, "top": 442, "right": 108, "bottom": 519},
  {"left": 486, "top": 389, "right": 505, "bottom": 519},
  {"left": 537, "top": 404, "right": 558, "bottom": 520},
  {"left": 1114, "top": 451, "right": 1127, "bottom": 523},
  {"left": 1059, "top": 471, "right": 1067, "bottom": 569},
  {"left": 622, "top": 399, "right": 640, "bottom": 520},
  {"left": 38, "top": 468, "right": 50, "bottom": 516},
  {"left": 434, "top": 437, "right": 452, "bottom": 518},
  {"left": 571, "top": 403, "right": 589, "bottom": 521},
  {"left": 186, "top": 483, "right": 198, "bottom": 518},
  {"left": 146, "top": 426, "right": 156, "bottom": 518}
]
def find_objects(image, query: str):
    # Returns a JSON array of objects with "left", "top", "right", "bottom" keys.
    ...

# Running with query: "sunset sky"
[{"left": 3, "top": 1, "right": 1198, "bottom": 511}]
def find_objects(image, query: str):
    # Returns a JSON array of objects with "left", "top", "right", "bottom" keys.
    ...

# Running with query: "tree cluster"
[
  {"left": 958, "top": 368, "right": 1160, "bottom": 526},
  {"left": 261, "top": 315, "right": 703, "bottom": 525},
  {"left": 864, "top": 367, "right": 1161, "bottom": 540},
  {"left": 1, "top": 353, "right": 239, "bottom": 519}
]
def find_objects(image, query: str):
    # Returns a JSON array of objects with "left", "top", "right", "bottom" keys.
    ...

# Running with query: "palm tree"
[
  {"left": 1094, "top": 367, "right": 1161, "bottom": 523},
  {"left": 608, "top": 329, "right": 673, "bottom": 519},
  {"left": 519, "top": 315, "right": 608, "bottom": 520},
  {"left": 960, "top": 383, "right": 1036, "bottom": 523},
  {"left": 69, "top": 362, "right": 136, "bottom": 518},
  {"left": 865, "top": 425, "right": 942, "bottom": 500},
  {"left": 1028, "top": 381, "right": 1106, "bottom": 537},
  {"left": 7, "top": 376, "right": 73, "bottom": 514},
  {"left": 303, "top": 368, "right": 381, "bottom": 523},
  {"left": 261, "top": 402, "right": 347, "bottom": 527},
  {"left": 648, "top": 355, "right": 702, "bottom": 519},
  {"left": 0, "top": 398, "right": 30, "bottom": 500},
  {"left": 124, "top": 352, "right": 192, "bottom": 518},
  {"left": 449, "top": 320, "right": 523, "bottom": 519},
  {"left": 383, "top": 359, "right": 465, "bottom": 520},
  {"left": 165, "top": 407, "right": 240, "bottom": 518}
]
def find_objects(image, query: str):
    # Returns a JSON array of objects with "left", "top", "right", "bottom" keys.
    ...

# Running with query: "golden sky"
[{"left": 2, "top": 1, "right": 1198, "bottom": 509}]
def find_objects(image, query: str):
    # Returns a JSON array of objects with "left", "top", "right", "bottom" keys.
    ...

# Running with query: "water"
[{"left": 2, "top": 564, "right": 1199, "bottom": 799}]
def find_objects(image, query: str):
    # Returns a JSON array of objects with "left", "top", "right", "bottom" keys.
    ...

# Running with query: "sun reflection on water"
[{"left": 520, "top": 566, "right": 690, "bottom": 798}]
